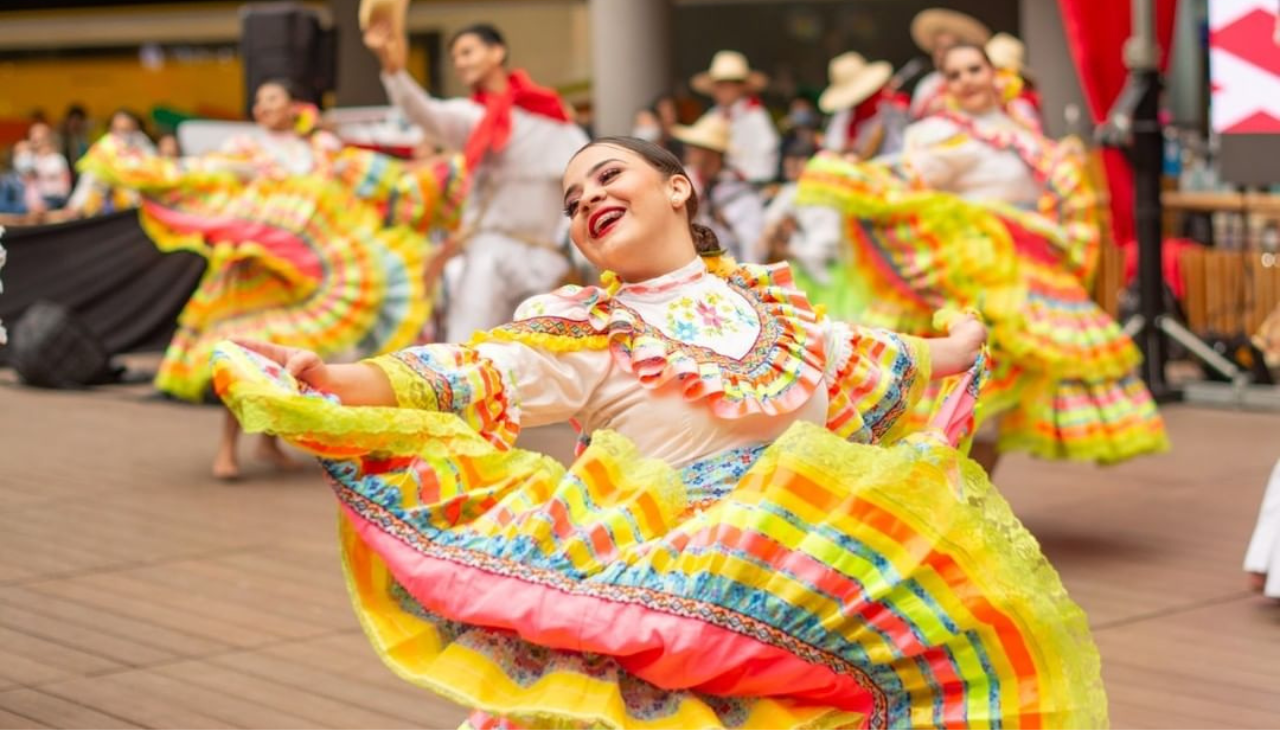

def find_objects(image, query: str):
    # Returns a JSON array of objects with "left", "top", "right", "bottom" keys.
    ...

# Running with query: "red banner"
[{"left": 1057, "top": 0, "right": 1178, "bottom": 247}]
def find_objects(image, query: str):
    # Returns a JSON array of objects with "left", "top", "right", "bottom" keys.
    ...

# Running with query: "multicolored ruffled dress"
[
  {"left": 77, "top": 131, "right": 466, "bottom": 401},
  {"left": 213, "top": 255, "right": 1108, "bottom": 729},
  {"left": 797, "top": 109, "right": 1168, "bottom": 463}
]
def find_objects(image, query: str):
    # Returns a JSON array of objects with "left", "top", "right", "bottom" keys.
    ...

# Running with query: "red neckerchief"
[
  {"left": 465, "top": 69, "right": 572, "bottom": 170},
  {"left": 845, "top": 86, "right": 891, "bottom": 142},
  {"left": 721, "top": 96, "right": 763, "bottom": 119},
  {"left": 1019, "top": 86, "right": 1043, "bottom": 112}
]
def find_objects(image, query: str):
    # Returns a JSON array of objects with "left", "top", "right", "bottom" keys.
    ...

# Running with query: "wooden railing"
[{"left": 1085, "top": 154, "right": 1280, "bottom": 337}]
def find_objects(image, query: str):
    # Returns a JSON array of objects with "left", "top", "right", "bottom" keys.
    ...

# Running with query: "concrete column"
[
  {"left": 1020, "top": 0, "right": 1090, "bottom": 138},
  {"left": 589, "top": 0, "right": 673, "bottom": 137},
  {"left": 330, "top": 0, "right": 387, "bottom": 106}
]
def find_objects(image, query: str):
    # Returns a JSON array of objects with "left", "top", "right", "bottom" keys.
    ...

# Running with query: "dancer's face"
[
  {"left": 712, "top": 80, "right": 747, "bottom": 109},
  {"left": 562, "top": 143, "right": 694, "bottom": 281},
  {"left": 109, "top": 112, "right": 139, "bottom": 139},
  {"left": 943, "top": 46, "right": 999, "bottom": 116},
  {"left": 253, "top": 83, "right": 295, "bottom": 132},
  {"left": 451, "top": 33, "right": 505, "bottom": 89}
]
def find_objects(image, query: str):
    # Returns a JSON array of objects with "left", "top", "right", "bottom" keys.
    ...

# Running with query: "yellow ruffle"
[{"left": 212, "top": 341, "right": 1107, "bottom": 729}]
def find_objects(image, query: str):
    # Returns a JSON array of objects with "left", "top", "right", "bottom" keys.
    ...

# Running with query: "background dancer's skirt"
[
  {"left": 799, "top": 155, "right": 1167, "bottom": 463},
  {"left": 78, "top": 138, "right": 464, "bottom": 401}
]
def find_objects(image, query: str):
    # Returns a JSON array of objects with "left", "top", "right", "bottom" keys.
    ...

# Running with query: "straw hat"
[
  {"left": 986, "top": 32, "right": 1030, "bottom": 76},
  {"left": 671, "top": 113, "right": 731, "bottom": 154},
  {"left": 691, "top": 51, "right": 769, "bottom": 96},
  {"left": 818, "top": 52, "right": 894, "bottom": 114},
  {"left": 910, "top": 9, "right": 991, "bottom": 53},
  {"left": 358, "top": 0, "right": 407, "bottom": 34}
]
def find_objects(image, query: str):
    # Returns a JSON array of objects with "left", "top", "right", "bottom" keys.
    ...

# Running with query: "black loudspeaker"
[
  {"left": 9, "top": 301, "right": 120, "bottom": 389},
  {"left": 240, "top": 3, "right": 337, "bottom": 115}
]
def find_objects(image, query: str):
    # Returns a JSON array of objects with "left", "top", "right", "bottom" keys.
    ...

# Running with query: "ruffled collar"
[
  {"left": 477, "top": 258, "right": 828, "bottom": 420},
  {"left": 614, "top": 256, "right": 706, "bottom": 298}
]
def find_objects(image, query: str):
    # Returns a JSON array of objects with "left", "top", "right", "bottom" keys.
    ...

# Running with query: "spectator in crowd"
[
  {"left": 55, "top": 109, "right": 155, "bottom": 221},
  {"left": 778, "top": 95, "right": 822, "bottom": 174},
  {"left": 60, "top": 104, "right": 92, "bottom": 173},
  {"left": 672, "top": 113, "right": 766, "bottom": 263},
  {"left": 631, "top": 94, "right": 685, "bottom": 160},
  {"left": 690, "top": 50, "right": 780, "bottom": 184},
  {"left": 15, "top": 122, "right": 72, "bottom": 214},
  {"left": 157, "top": 133, "right": 182, "bottom": 159}
]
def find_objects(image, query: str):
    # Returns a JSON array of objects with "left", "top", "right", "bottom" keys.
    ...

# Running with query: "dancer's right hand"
[
  {"left": 230, "top": 339, "right": 398, "bottom": 407},
  {"left": 363, "top": 18, "right": 406, "bottom": 74},
  {"left": 232, "top": 340, "right": 334, "bottom": 391}
]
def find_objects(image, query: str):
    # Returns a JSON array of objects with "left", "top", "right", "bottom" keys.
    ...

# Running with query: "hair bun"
[{"left": 690, "top": 223, "right": 724, "bottom": 256}]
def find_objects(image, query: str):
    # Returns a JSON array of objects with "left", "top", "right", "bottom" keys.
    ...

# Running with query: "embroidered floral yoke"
[{"left": 214, "top": 258, "right": 1107, "bottom": 729}]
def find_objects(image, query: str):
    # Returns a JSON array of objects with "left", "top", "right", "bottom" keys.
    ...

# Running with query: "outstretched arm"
[
  {"left": 365, "top": 13, "right": 480, "bottom": 150},
  {"left": 234, "top": 340, "right": 397, "bottom": 406}
]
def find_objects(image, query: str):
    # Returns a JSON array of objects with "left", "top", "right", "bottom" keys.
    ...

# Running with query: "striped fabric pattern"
[
  {"left": 211, "top": 340, "right": 1109, "bottom": 729},
  {"left": 78, "top": 135, "right": 463, "bottom": 401},
  {"left": 796, "top": 142, "right": 1168, "bottom": 464}
]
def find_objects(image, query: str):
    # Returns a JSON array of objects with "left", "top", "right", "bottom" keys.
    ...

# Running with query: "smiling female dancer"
[{"left": 212, "top": 136, "right": 1106, "bottom": 728}]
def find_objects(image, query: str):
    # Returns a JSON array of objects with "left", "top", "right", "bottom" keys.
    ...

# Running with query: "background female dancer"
[
  {"left": 79, "top": 78, "right": 465, "bottom": 479},
  {"left": 799, "top": 43, "right": 1168, "bottom": 473}
]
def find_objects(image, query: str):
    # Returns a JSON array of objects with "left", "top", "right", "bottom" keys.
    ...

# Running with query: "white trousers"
[
  {"left": 1244, "top": 457, "right": 1280, "bottom": 598},
  {"left": 443, "top": 231, "right": 569, "bottom": 344}
]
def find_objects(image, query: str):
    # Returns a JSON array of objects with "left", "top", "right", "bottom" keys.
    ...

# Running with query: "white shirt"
[
  {"left": 691, "top": 169, "right": 766, "bottom": 263},
  {"left": 823, "top": 105, "right": 909, "bottom": 158},
  {"left": 910, "top": 71, "right": 946, "bottom": 119},
  {"left": 382, "top": 70, "right": 588, "bottom": 243},
  {"left": 714, "top": 99, "right": 780, "bottom": 184},
  {"left": 763, "top": 183, "right": 845, "bottom": 284},
  {"left": 16, "top": 150, "right": 71, "bottom": 199},
  {"left": 899, "top": 110, "right": 1042, "bottom": 207}
]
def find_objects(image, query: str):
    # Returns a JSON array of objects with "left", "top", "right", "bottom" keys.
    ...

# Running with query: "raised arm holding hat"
[
  {"left": 363, "top": 0, "right": 587, "bottom": 343},
  {"left": 692, "top": 50, "right": 780, "bottom": 184}
]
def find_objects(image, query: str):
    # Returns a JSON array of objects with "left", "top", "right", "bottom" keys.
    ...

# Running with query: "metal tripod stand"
[{"left": 1099, "top": 0, "right": 1277, "bottom": 409}]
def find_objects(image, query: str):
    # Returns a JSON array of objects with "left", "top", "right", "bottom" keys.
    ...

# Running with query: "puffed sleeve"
[
  {"left": 364, "top": 327, "right": 607, "bottom": 448},
  {"left": 898, "top": 116, "right": 975, "bottom": 192},
  {"left": 823, "top": 320, "right": 932, "bottom": 445}
]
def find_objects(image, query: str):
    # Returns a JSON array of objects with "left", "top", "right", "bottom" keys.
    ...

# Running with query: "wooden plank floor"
[{"left": 1, "top": 374, "right": 1278, "bottom": 728}]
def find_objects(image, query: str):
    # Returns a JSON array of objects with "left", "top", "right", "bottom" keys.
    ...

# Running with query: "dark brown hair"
[
  {"left": 571, "top": 136, "right": 723, "bottom": 256},
  {"left": 940, "top": 42, "right": 994, "bottom": 74}
]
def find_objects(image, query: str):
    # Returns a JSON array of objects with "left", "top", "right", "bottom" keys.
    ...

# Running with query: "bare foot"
[
  {"left": 212, "top": 451, "right": 241, "bottom": 481},
  {"left": 256, "top": 437, "right": 305, "bottom": 472},
  {"left": 1248, "top": 572, "right": 1268, "bottom": 594}
]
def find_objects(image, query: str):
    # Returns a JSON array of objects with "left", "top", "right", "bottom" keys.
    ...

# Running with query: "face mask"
[
  {"left": 789, "top": 109, "right": 818, "bottom": 129},
  {"left": 12, "top": 150, "right": 35, "bottom": 175},
  {"left": 632, "top": 124, "right": 662, "bottom": 143}
]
